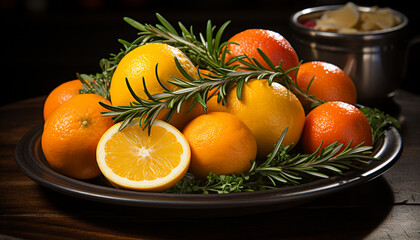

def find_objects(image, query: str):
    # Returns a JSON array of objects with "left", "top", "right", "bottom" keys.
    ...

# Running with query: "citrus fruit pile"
[{"left": 41, "top": 15, "right": 376, "bottom": 193}]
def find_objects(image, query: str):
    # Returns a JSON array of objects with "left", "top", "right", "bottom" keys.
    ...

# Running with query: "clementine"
[
  {"left": 43, "top": 79, "right": 82, "bottom": 120},
  {"left": 182, "top": 112, "right": 257, "bottom": 179},
  {"left": 296, "top": 61, "right": 357, "bottom": 105},
  {"left": 42, "top": 94, "right": 114, "bottom": 179},
  {"left": 301, "top": 101, "right": 372, "bottom": 154}
]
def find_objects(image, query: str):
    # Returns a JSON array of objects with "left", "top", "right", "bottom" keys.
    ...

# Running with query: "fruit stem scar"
[{"left": 81, "top": 119, "right": 89, "bottom": 127}]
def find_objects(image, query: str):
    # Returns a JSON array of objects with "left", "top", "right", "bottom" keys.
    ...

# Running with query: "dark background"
[{"left": 2, "top": 0, "right": 419, "bottom": 106}]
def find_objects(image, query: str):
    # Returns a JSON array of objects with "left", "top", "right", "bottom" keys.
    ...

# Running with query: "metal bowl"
[{"left": 289, "top": 5, "right": 409, "bottom": 104}]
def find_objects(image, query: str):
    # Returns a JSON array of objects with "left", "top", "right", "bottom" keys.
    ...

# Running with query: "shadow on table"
[{"left": 39, "top": 175, "right": 394, "bottom": 239}]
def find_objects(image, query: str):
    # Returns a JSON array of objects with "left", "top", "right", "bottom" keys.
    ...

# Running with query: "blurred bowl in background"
[{"left": 289, "top": 5, "right": 409, "bottom": 105}]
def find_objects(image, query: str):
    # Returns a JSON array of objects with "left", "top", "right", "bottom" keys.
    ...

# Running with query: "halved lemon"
[{"left": 97, "top": 119, "right": 191, "bottom": 192}]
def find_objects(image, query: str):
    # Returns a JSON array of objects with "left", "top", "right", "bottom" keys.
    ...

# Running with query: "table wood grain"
[{"left": 1, "top": 90, "right": 419, "bottom": 240}]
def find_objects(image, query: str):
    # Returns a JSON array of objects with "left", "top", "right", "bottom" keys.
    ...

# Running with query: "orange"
[
  {"left": 182, "top": 112, "right": 257, "bottom": 179},
  {"left": 154, "top": 99, "right": 204, "bottom": 131},
  {"left": 110, "top": 42, "right": 201, "bottom": 130},
  {"left": 96, "top": 118, "right": 190, "bottom": 192},
  {"left": 224, "top": 29, "right": 299, "bottom": 78},
  {"left": 206, "top": 79, "right": 305, "bottom": 159},
  {"left": 301, "top": 101, "right": 373, "bottom": 154},
  {"left": 43, "top": 79, "right": 82, "bottom": 120},
  {"left": 296, "top": 61, "right": 357, "bottom": 105},
  {"left": 42, "top": 94, "right": 114, "bottom": 179}
]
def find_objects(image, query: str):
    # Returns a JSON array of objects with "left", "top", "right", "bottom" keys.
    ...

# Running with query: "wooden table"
[{"left": 1, "top": 89, "right": 419, "bottom": 239}]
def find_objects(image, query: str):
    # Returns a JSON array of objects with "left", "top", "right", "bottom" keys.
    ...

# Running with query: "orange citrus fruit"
[
  {"left": 182, "top": 112, "right": 257, "bottom": 179},
  {"left": 296, "top": 61, "right": 357, "bottom": 105},
  {"left": 43, "top": 79, "right": 82, "bottom": 120},
  {"left": 110, "top": 42, "right": 201, "bottom": 130},
  {"left": 207, "top": 79, "right": 305, "bottom": 159},
  {"left": 96, "top": 118, "right": 191, "bottom": 192},
  {"left": 225, "top": 29, "right": 299, "bottom": 78},
  {"left": 301, "top": 101, "right": 373, "bottom": 154},
  {"left": 156, "top": 99, "right": 204, "bottom": 131},
  {"left": 42, "top": 94, "right": 114, "bottom": 179}
]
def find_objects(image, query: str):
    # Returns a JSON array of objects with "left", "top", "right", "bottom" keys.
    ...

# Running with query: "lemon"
[
  {"left": 110, "top": 42, "right": 198, "bottom": 106},
  {"left": 96, "top": 119, "right": 191, "bottom": 192},
  {"left": 110, "top": 43, "right": 202, "bottom": 130},
  {"left": 207, "top": 79, "right": 305, "bottom": 159}
]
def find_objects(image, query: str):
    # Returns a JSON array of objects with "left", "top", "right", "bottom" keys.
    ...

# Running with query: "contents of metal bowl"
[{"left": 289, "top": 5, "right": 408, "bottom": 104}]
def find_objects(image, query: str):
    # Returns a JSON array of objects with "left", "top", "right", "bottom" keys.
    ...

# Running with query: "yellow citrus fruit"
[
  {"left": 42, "top": 94, "right": 114, "bottom": 179},
  {"left": 110, "top": 43, "right": 198, "bottom": 105},
  {"left": 207, "top": 79, "right": 305, "bottom": 159},
  {"left": 96, "top": 118, "right": 191, "bottom": 192},
  {"left": 110, "top": 42, "right": 201, "bottom": 130},
  {"left": 182, "top": 112, "right": 257, "bottom": 179}
]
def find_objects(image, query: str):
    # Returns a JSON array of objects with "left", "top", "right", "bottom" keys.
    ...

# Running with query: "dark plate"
[{"left": 15, "top": 124, "right": 402, "bottom": 215}]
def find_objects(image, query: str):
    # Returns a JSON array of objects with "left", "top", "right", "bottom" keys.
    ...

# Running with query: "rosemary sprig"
[
  {"left": 77, "top": 75, "right": 109, "bottom": 100},
  {"left": 99, "top": 59, "right": 233, "bottom": 131},
  {"left": 167, "top": 128, "right": 376, "bottom": 194},
  {"left": 360, "top": 106, "right": 401, "bottom": 143},
  {"left": 123, "top": 13, "right": 234, "bottom": 70},
  {"left": 101, "top": 56, "right": 323, "bottom": 132},
  {"left": 224, "top": 49, "right": 323, "bottom": 106},
  {"left": 167, "top": 107, "right": 401, "bottom": 194}
]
